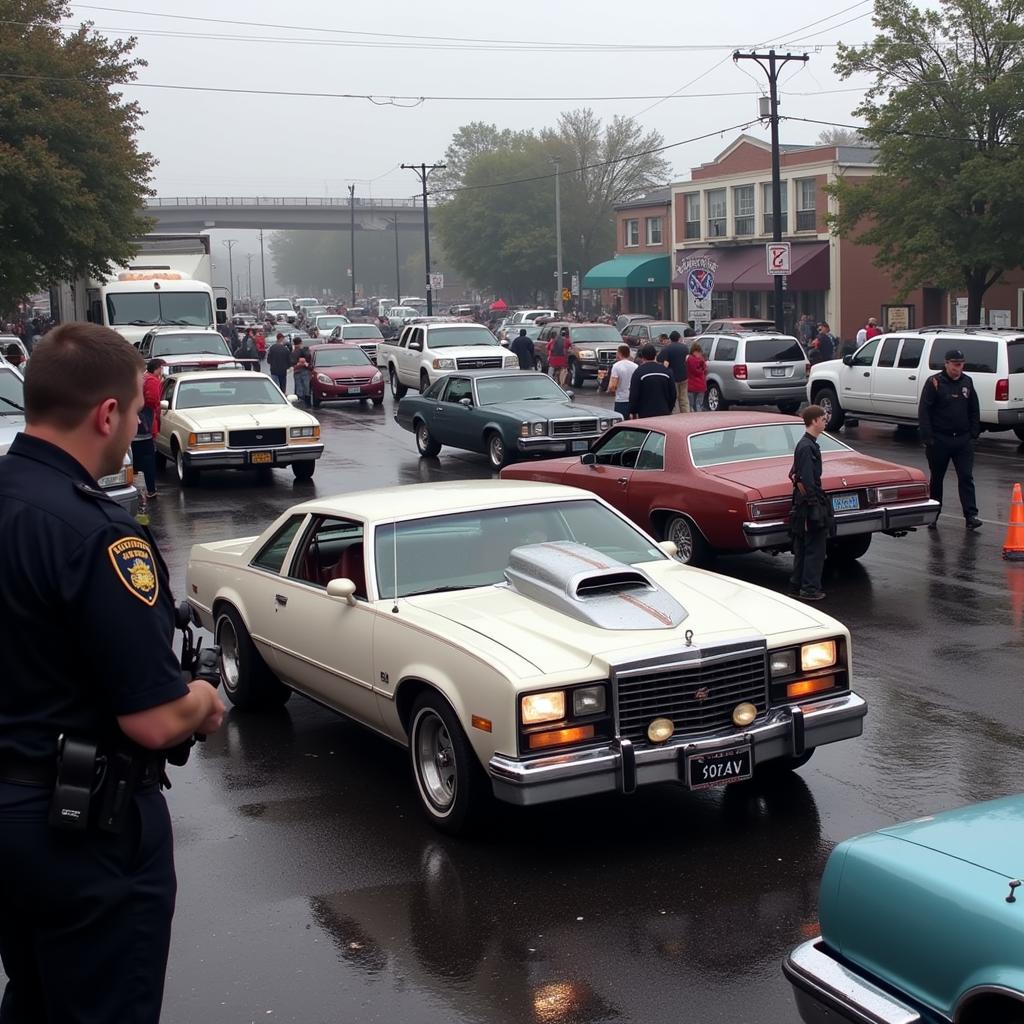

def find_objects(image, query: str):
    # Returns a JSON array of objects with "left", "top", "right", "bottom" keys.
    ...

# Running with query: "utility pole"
[
  {"left": 732, "top": 48, "right": 808, "bottom": 334},
  {"left": 401, "top": 162, "right": 446, "bottom": 315},
  {"left": 221, "top": 239, "right": 238, "bottom": 310},
  {"left": 348, "top": 184, "right": 357, "bottom": 306},
  {"left": 258, "top": 228, "right": 267, "bottom": 301},
  {"left": 552, "top": 157, "right": 564, "bottom": 314},
  {"left": 245, "top": 253, "right": 254, "bottom": 303},
  {"left": 386, "top": 215, "right": 401, "bottom": 305}
]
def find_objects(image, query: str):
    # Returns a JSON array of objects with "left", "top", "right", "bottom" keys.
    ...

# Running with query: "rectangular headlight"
[
  {"left": 572, "top": 686, "right": 606, "bottom": 716},
  {"left": 599, "top": 419, "right": 611, "bottom": 430},
  {"left": 531, "top": 421, "right": 546, "bottom": 436},
  {"left": 521, "top": 690, "right": 565, "bottom": 725},
  {"left": 189, "top": 431, "right": 224, "bottom": 446},
  {"left": 290, "top": 426, "right": 319, "bottom": 438},
  {"left": 769, "top": 650, "right": 796, "bottom": 677},
  {"left": 504, "top": 355, "right": 518, "bottom": 367},
  {"left": 801, "top": 640, "right": 837, "bottom": 672}
]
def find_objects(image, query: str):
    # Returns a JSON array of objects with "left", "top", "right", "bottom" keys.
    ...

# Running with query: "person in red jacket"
[
  {"left": 133, "top": 358, "right": 165, "bottom": 501},
  {"left": 685, "top": 342, "right": 707, "bottom": 411}
]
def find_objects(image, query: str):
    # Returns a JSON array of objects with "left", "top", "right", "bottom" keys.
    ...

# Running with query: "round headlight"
[
  {"left": 647, "top": 717, "right": 675, "bottom": 743},
  {"left": 732, "top": 702, "right": 757, "bottom": 727}
]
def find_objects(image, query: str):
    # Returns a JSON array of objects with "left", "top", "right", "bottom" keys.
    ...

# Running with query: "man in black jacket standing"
[
  {"left": 627, "top": 344, "right": 676, "bottom": 418},
  {"left": 789, "top": 404, "right": 830, "bottom": 601},
  {"left": 509, "top": 328, "right": 535, "bottom": 371},
  {"left": 918, "top": 348, "right": 982, "bottom": 529},
  {"left": 266, "top": 332, "right": 291, "bottom": 393}
]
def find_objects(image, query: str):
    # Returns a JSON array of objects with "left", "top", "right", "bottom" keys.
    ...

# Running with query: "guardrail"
[{"left": 146, "top": 196, "right": 432, "bottom": 209}]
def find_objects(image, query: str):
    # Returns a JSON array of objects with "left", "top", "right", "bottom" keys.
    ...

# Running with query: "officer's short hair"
[
  {"left": 25, "top": 322, "right": 144, "bottom": 429},
  {"left": 802, "top": 404, "right": 825, "bottom": 425}
]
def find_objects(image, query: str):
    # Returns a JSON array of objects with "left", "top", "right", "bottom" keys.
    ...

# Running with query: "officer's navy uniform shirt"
[
  {"left": 918, "top": 370, "right": 981, "bottom": 443},
  {"left": 0, "top": 434, "right": 187, "bottom": 762}
]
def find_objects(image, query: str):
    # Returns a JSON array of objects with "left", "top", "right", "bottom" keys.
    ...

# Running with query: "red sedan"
[
  {"left": 309, "top": 344, "right": 384, "bottom": 408},
  {"left": 501, "top": 412, "right": 939, "bottom": 565}
]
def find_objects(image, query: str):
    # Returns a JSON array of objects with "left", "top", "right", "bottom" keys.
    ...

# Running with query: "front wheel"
[
  {"left": 416, "top": 420, "right": 442, "bottom": 457},
  {"left": 534, "top": 355, "right": 545, "bottom": 373},
  {"left": 292, "top": 460, "right": 315, "bottom": 481},
  {"left": 569, "top": 359, "right": 585, "bottom": 389},
  {"left": 174, "top": 444, "right": 199, "bottom": 487},
  {"left": 215, "top": 606, "right": 290, "bottom": 710},
  {"left": 486, "top": 431, "right": 510, "bottom": 469},
  {"left": 390, "top": 367, "right": 408, "bottom": 400},
  {"left": 409, "top": 691, "right": 489, "bottom": 834},
  {"left": 827, "top": 533, "right": 872, "bottom": 562},
  {"left": 705, "top": 382, "right": 728, "bottom": 412},
  {"left": 419, "top": 370, "right": 431, "bottom": 393},
  {"left": 372, "top": 396, "right": 384, "bottom": 407},
  {"left": 816, "top": 386, "right": 844, "bottom": 430},
  {"left": 664, "top": 514, "right": 711, "bottom": 566}
]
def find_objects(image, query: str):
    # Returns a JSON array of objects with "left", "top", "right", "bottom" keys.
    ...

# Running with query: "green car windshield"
[{"left": 475, "top": 374, "right": 567, "bottom": 405}]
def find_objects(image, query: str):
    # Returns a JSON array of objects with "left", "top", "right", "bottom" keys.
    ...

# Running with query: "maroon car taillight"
[
  {"left": 748, "top": 497, "right": 792, "bottom": 519},
  {"left": 867, "top": 483, "right": 930, "bottom": 504},
  {"left": 996, "top": 378, "right": 1009, "bottom": 402},
  {"left": 733, "top": 364, "right": 748, "bottom": 380}
]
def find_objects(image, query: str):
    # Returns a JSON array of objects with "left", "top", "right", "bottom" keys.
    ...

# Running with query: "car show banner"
[{"left": 678, "top": 254, "right": 717, "bottom": 325}]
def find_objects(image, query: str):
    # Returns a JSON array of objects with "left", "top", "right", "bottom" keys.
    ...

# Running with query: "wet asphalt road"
[{"left": 137, "top": 386, "right": 1023, "bottom": 1024}]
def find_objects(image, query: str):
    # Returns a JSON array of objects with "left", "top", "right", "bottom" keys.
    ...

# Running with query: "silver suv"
[{"left": 702, "top": 332, "right": 809, "bottom": 413}]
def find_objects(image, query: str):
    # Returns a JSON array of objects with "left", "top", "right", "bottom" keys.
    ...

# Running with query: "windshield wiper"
[
  {"left": 402, "top": 585, "right": 473, "bottom": 596},
  {"left": 127, "top": 319, "right": 157, "bottom": 326},
  {"left": 167, "top": 319, "right": 196, "bottom": 325},
  {"left": 0, "top": 395, "right": 25, "bottom": 412}
]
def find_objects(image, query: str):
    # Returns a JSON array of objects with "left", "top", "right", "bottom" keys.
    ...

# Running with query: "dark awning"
[
  {"left": 671, "top": 248, "right": 762, "bottom": 290},
  {"left": 672, "top": 242, "right": 830, "bottom": 291},
  {"left": 583, "top": 254, "right": 670, "bottom": 289}
]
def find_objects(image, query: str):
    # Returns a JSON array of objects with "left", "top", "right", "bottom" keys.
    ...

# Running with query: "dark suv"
[{"left": 535, "top": 322, "right": 625, "bottom": 387}]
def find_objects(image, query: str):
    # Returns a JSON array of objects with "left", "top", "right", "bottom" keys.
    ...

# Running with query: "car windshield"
[
  {"left": 389, "top": 308, "right": 418, "bottom": 317},
  {"left": 429, "top": 327, "right": 498, "bottom": 348},
  {"left": 264, "top": 300, "right": 292, "bottom": 311},
  {"left": 744, "top": 337, "right": 806, "bottom": 362},
  {"left": 342, "top": 326, "right": 383, "bottom": 340},
  {"left": 0, "top": 368, "right": 25, "bottom": 415},
  {"left": 475, "top": 375, "right": 568, "bottom": 405},
  {"left": 152, "top": 334, "right": 232, "bottom": 357},
  {"left": 569, "top": 326, "right": 622, "bottom": 344},
  {"left": 314, "top": 349, "right": 371, "bottom": 367},
  {"left": 689, "top": 423, "right": 848, "bottom": 467},
  {"left": 175, "top": 377, "right": 287, "bottom": 409},
  {"left": 374, "top": 499, "right": 664, "bottom": 598},
  {"left": 106, "top": 291, "right": 213, "bottom": 327},
  {"left": 315, "top": 317, "right": 348, "bottom": 330}
]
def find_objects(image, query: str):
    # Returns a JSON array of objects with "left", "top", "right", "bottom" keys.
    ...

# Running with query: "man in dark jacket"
[
  {"left": 233, "top": 330, "right": 260, "bottom": 371},
  {"left": 627, "top": 344, "right": 676, "bottom": 418},
  {"left": 918, "top": 348, "right": 982, "bottom": 529},
  {"left": 788, "top": 404, "right": 830, "bottom": 601},
  {"left": 509, "top": 328, "right": 535, "bottom": 371},
  {"left": 657, "top": 330, "right": 688, "bottom": 412},
  {"left": 266, "top": 333, "right": 291, "bottom": 393}
]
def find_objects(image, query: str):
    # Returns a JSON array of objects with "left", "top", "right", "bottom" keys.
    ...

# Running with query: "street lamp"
[
  {"left": 552, "top": 158, "right": 564, "bottom": 314},
  {"left": 221, "top": 239, "right": 239, "bottom": 310},
  {"left": 348, "top": 184, "right": 356, "bottom": 307},
  {"left": 385, "top": 215, "right": 401, "bottom": 306},
  {"left": 244, "top": 253, "right": 255, "bottom": 304}
]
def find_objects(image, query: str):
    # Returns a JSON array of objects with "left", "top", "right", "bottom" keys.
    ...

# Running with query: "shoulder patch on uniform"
[{"left": 107, "top": 536, "right": 159, "bottom": 606}]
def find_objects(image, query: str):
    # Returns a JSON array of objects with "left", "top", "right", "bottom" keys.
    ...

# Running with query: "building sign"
[
  {"left": 678, "top": 254, "right": 717, "bottom": 324},
  {"left": 428, "top": 272, "right": 444, "bottom": 290},
  {"left": 990, "top": 308, "right": 1011, "bottom": 328},
  {"left": 570, "top": 273, "right": 580, "bottom": 296},
  {"left": 766, "top": 242, "right": 791, "bottom": 276},
  {"left": 882, "top": 304, "right": 914, "bottom": 331}
]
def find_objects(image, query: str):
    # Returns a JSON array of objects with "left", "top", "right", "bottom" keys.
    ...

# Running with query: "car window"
[
  {"left": 852, "top": 338, "right": 881, "bottom": 367},
  {"left": 1008, "top": 340, "right": 1024, "bottom": 374},
  {"left": 289, "top": 516, "right": 366, "bottom": 597},
  {"left": 251, "top": 515, "right": 305, "bottom": 574},
  {"left": 743, "top": 337, "right": 805, "bottom": 363},
  {"left": 161, "top": 377, "right": 176, "bottom": 401},
  {"left": 635, "top": 431, "right": 666, "bottom": 471},
  {"left": 592, "top": 428, "right": 650, "bottom": 468},
  {"left": 443, "top": 377, "right": 473, "bottom": 404},
  {"left": 689, "top": 423, "right": 849, "bottom": 467},
  {"left": 897, "top": 338, "right": 924, "bottom": 369},
  {"left": 713, "top": 338, "right": 737, "bottom": 361},
  {"left": 423, "top": 377, "right": 446, "bottom": 399},
  {"left": 0, "top": 367, "right": 24, "bottom": 416},
  {"left": 877, "top": 337, "right": 901, "bottom": 368},
  {"left": 927, "top": 337, "right": 998, "bottom": 373}
]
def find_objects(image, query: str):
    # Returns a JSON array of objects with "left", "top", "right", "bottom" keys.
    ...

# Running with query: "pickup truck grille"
[
  {"left": 597, "top": 349, "right": 618, "bottom": 365},
  {"left": 456, "top": 356, "right": 503, "bottom": 369},
  {"left": 550, "top": 418, "right": 598, "bottom": 436},
  {"left": 616, "top": 650, "right": 768, "bottom": 745},
  {"left": 227, "top": 428, "right": 286, "bottom": 448}
]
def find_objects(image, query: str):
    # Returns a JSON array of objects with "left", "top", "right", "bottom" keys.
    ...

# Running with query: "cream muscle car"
[
  {"left": 185, "top": 480, "right": 866, "bottom": 833},
  {"left": 156, "top": 370, "right": 323, "bottom": 485}
]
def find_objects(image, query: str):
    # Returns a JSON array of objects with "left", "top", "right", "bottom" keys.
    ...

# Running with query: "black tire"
[
  {"left": 415, "top": 419, "right": 442, "bottom": 457},
  {"left": 215, "top": 605, "right": 290, "bottom": 710},
  {"left": 155, "top": 450, "right": 167, "bottom": 473},
  {"left": 827, "top": 533, "right": 872, "bottom": 561},
  {"left": 663, "top": 514, "right": 711, "bottom": 566},
  {"left": 533, "top": 355, "right": 546, "bottom": 373},
  {"left": 292, "top": 460, "right": 315, "bottom": 481},
  {"left": 390, "top": 367, "right": 407, "bottom": 400},
  {"left": 372, "top": 396, "right": 384, "bottom": 407},
  {"left": 408, "top": 691, "right": 489, "bottom": 834},
  {"left": 705, "top": 382, "right": 728, "bottom": 412},
  {"left": 486, "top": 431, "right": 510, "bottom": 469},
  {"left": 569, "top": 359, "right": 585, "bottom": 389},
  {"left": 816, "top": 385, "right": 845, "bottom": 430},
  {"left": 419, "top": 370, "right": 431, "bottom": 393},
  {"left": 756, "top": 748, "right": 815, "bottom": 778},
  {"left": 777, "top": 400, "right": 801, "bottom": 415},
  {"left": 173, "top": 441, "right": 199, "bottom": 487},
  {"left": 1014, "top": 426, "right": 1024, "bottom": 443}
]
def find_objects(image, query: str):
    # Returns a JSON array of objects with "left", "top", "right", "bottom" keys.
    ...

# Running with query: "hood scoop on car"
[{"left": 503, "top": 541, "right": 687, "bottom": 631}]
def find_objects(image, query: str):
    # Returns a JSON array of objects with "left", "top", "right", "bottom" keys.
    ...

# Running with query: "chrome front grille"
[
  {"left": 550, "top": 418, "right": 598, "bottom": 436},
  {"left": 456, "top": 356, "right": 503, "bottom": 369},
  {"left": 227, "top": 428, "right": 286, "bottom": 448},
  {"left": 597, "top": 349, "right": 617, "bottom": 365},
  {"left": 615, "top": 647, "right": 768, "bottom": 745}
]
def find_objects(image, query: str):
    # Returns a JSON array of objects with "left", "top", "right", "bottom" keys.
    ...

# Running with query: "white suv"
[{"left": 807, "top": 328, "right": 1024, "bottom": 439}]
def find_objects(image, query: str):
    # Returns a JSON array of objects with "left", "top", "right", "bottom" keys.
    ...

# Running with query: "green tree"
[
  {"left": 432, "top": 121, "right": 534, "bottom": 197},
  {"left": 828, "top": 0, "right": 1024, "bottom": 322},
  {"left": 0, "top": 1, "right": 154, "bottom": 313}
]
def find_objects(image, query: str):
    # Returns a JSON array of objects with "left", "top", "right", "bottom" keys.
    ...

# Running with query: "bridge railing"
[{"left": 146, "top": 196, "right": 432, "bottom": 208}]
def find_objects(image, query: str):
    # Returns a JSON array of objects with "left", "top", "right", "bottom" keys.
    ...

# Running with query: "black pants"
[
  {"left": 0, "top": 785, "right": 176, "bottom": 1024},
  {"left": 272, "top": 371, "right": 288, "bottom": 393},
  {"left": 927, "top": 433, "right": 977, "bottom": 519},
  {"left": 131, "top": 437, "right": 156, "bottom": 496},
  {"left": 790, "top": 525, "right": 827, "bottom": 594}
]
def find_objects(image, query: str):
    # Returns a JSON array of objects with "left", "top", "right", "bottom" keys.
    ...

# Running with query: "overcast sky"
[{"left": 67, "top": 0, "right": 881, "bottom": 199}]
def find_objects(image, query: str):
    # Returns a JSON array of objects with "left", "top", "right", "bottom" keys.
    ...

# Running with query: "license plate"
[
  {"left": 686, "top": 744, "right": 752, "bottom": 790},
  {"left": 768, "top": 367, "right": 787, "bottom": 377},
  {"left": 831, "top": 492, "right": 860, "bottom": 511},
  {"left": 347, "top": 386, "right": 362, "bottom": 395},
  {"left": 250, "top": 451, "right": 273, "bottom": 465},
  {"left": 572, "top": 440, "right": 589, "bottom": 452}
]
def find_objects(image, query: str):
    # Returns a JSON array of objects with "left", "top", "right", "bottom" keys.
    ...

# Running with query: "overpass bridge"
[{"left": 143, "top": 196, "right": 435, "bottom": 233}]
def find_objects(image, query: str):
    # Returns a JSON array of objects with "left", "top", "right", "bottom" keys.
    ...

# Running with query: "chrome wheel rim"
[
  {"left": 175, "top": 448, "right": 185, "bottom": 481},
  {"left": 489, "top": 435, "right": 504, "bottom": 467},
  {"left": 706, "top": 387, "right": 720, "bottom": 411},
  {"left": 668, "top": 518, "right": 695, "bottom": 563},
  {"left": 390, "top": 371, "right": 400, "bottom": 396},
  {"left": 819, "top": 393, "right": 834, "bottom": 424},
  {"left": 417, "top": 424, "right": 431, "bottom": 452},
  {"left": 217, "top": 616, "right": 240, "bottom": 694},
  {"left": 414, "top": 710, "right": 457, "bottom": 811}
]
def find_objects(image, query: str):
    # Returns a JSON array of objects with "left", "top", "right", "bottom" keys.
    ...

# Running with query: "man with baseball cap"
[{"left": 918, "top": 348, "right": 982, "bottom": 529}]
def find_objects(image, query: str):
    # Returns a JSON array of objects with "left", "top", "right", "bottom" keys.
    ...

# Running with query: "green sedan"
[{"left": 395, "top": 369, "right": 621, "bottom": 469}]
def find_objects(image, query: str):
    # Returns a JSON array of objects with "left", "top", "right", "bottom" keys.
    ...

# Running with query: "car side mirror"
[
  {"left": 459, "top": 397, "right": 472, "bottom": 407},
  {"left": 843, "top": 354, "right": 854, "bottom": 366},
  {"left": 658, "top": 540, "right": 679, "bottom": 558},
  {"left": 564, "top": 390, "right": 575, "bottom": 401},
  {"left": 287, "top": 394, "right": 299, "bottom": 404},
  {"left": 580, "top": 451, "right": 596, "bottom": 465},
  {"left": 326, "top": 578, "right": 357, "bottom": 606},
  {"left": 160, "top": 399, "right": 169, "bottom": 411}
]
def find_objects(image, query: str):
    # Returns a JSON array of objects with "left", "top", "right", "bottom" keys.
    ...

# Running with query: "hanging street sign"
[{"left": 766, "top": 242, "right": 791, "bottom": 276}]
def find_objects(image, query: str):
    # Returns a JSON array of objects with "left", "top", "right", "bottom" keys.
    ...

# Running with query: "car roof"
[
  {"left": 626, "top": 411, "right": 806, "bottom": 433},
  {"left": 170, "top": 370, "right": 275, "bottom": 383},
  {"left": 433, "top": 369, "right": 539, "bottom": 379},
  {"left": 308, "top": 342, "right": 363, "bottom": 351},
  {"left": 148, "top": 326, "right": 223, "bottom": 335}
]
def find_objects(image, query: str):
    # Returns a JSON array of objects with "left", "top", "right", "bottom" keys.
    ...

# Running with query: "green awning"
[{"left": 582, "top": 254, "right": 670, "bottom": 289}]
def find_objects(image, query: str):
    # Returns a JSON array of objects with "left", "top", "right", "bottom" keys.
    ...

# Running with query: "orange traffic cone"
[{"left": 1002, "top": 483, "right": 1024, "bottom": 561}]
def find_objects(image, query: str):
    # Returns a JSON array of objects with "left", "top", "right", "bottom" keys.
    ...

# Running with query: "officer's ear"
[{"left": 92, "top": 397, "right": 121, "bottom": 438}]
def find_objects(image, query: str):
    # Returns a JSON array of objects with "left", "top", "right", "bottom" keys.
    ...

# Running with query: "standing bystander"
[
  {"left": 685, "top": 343, "right": 707, "bottom": 411},
  {"left": 608, "top": 344, "right": 637, "bottom": 420},
  {"left": 627, "top": 344, "right": 676, "bottom": 418},
  {"left": 509, "top": 328, "right": 535, "bottom": 371},
  {"left": 657, "top": 330, "right": 689, "bottom": 412},
  {"left": 291, "top": 337, "right": 313, "bottom": 407},
  {"left": 546, "top": 326, "right": 571, "bottom": 387},
  {"left": 788, "top": 404, "right": 831, "bottom": 601},
  {"left": 132, "top": 358, "right": 165, "bottom": 501},
  {"left": 266, "top": 332, "right": 291, "bottom": 393}
]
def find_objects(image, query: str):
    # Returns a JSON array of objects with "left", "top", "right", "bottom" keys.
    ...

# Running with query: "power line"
[{"left": 780, "top": 114, "right": 1024, "bottom": 145}]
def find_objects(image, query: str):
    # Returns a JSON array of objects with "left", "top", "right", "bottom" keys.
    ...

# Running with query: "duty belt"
[{"left": 0, "top": 752, "right": 163, "bottom": 790}]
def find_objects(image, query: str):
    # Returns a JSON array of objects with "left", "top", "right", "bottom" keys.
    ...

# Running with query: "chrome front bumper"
[
  {"left": 181, "top": 444, "right": 324, "bottom": 468},
  {"left": 517, "top": 436, "right": 601, "bottom": 454},
  {"left": 743, "top": 499, "right": 940, "bottom": 549},
  {"left": 488, "top": 691, "right": 866, "bottom": 806},
  {"left": 783, "top": 939, "right": 921, "bottom": 1024}
]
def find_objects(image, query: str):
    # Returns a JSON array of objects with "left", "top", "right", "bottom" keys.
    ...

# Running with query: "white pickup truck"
[{"left": 379, "top": 322, "right": 518, "bottom": 396}]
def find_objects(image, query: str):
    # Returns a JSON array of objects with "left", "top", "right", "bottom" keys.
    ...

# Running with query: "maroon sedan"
[
  {"left": 310, "top": 344, "right": 384, "bottom": 408},
  {"left": 501, "top": 412, "right": 939, "bottom": 565}
]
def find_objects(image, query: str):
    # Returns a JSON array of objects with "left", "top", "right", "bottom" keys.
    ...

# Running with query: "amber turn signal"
[
  {"left": 786, "top": 676, "right": 835, "bottom": 699},
  {"left": 471, "top": 715, "right": 493, "bottom": 733},
  {"left": 527, "top": 725, "right": 595, "bottom": 750}
]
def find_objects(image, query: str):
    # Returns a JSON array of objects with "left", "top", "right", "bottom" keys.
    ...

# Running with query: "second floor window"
[
  {"left": 625, "top": 219, "right": 640, "bottom": 246},
  {"left": 684, "top": 193, "right": 700, "bottom": 238},
  {"left": 646, "top": 217, "right": 663, "bottom": 245},
  {"left": 796, "top": 178, "right": 817, "bottom": 230},
  {"left": 762, "top": 182, "right": 788, "bottom": 233},
  {"left": 733, "top": 185, "right": 755, "bottom": 235},
  {"left": 707, "top": 189, "right": 726, "bottom": 237}
]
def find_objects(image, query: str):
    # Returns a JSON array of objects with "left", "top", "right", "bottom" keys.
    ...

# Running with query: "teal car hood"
[
  {"left": 875, "top": 794, "right": 1024, "bottom": 879},
  {"left": 479, "top": 400, "right": 607, "bottom": 419}
]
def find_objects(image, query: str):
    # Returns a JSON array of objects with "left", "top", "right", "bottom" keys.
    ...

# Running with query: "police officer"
[
  {"left": 788, "top": 404, "right": 831, "bottom": 601},
  {"left": 918, "top": 347, "right": 982, "bottom": 529},
  {"left": 0, "top": 322, "right": 225, "bottom": 1023}
]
